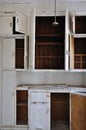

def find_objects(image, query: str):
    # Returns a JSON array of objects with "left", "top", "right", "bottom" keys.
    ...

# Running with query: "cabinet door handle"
[{"left": 32, "top": 102, "right": 48, "bottom": 104}]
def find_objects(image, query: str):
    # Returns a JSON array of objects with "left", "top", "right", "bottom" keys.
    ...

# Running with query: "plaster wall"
[{"left": 16, "top": 71, "right": 85, "bottom": 86}]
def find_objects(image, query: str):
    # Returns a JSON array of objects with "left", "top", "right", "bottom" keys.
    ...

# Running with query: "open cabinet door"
[
  {"left": 2, "top": 38, "right": 15, "bottom": 70},
  {"left": 70, "top": 35, "right": 74, "bottom": 70},
  {"left": 71, "top": 93, "right": 86, "bottom": 130},
  {"left": 15, "top": 12, "right": 27, "bottom": 34},
  {"left": 65, "top": 9, "right": 72, "bottom": 71}
]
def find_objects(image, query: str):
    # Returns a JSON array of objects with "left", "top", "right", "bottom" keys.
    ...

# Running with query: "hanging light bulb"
[{"left": 52, "top": 0, "right": 58, "bottom": 26}]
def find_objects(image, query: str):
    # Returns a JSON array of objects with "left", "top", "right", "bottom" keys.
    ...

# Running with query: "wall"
[
  {"left": 16, "top": 71, "right": 85, "bottom": 86},
  {"left": 83, "top": 73, "right": 86, "bottom": 86}
]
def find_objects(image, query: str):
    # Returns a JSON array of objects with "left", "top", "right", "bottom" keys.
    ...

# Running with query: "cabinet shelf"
[
  {"left": 36, "top": 42, "right": 64, "bottom": 45},
  {"left": 70, "top": 36, "right": 86, "bottom": 69},
  {"left": 17, "top": 103, "right": 28, "bottom": 106},
  {"left": 74, "top": 54, "right": 86, "bottom": 69},
  {"left": 35, "top": 16, "right": 65, "bottom": 70},
  {"left": 16, "top": 90, "right": 28, "bottom": 125},
  {"left": 36, "top": 56, "right": 64, "bottom": 58},
  {"left": 16, "top": 39, "right": 24, "bottom": 69},
  {"left": 51, "top": 101, "right": 68, "bottom": 104},
  {"left": 36, "top": 34, "right": 64, "bottom": 37}
]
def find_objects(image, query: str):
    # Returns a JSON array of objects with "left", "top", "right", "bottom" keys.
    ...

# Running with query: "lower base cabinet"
[
  {"left": 29, "top": 91, "right": 70, "bottom": 130},
  {"left": 16, "top": 90, "right": 28, "bottom": 125},
  {"left": 16, "top": 90, "right": 86, "bottom": 130},
  {"left": 29, "top": 91, "right": 50, "bottom": 130}
]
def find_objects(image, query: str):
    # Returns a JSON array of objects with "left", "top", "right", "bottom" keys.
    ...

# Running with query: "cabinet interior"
[
  {"left": 16, "top": 90, "right": 28, "bottom": 125},
  {"left": 74, "top": 38, "right": 86, "bottom": 69},
  {"left": 70, "top": 37, "right": 86, "bottom": 69},
  {"left": 15, "top": 39, "right": 24, "bottom": 69},
  {"left": 75, "top": 16, "right": 86, "bottom": 34},
  {"left": 35, "top": 16, "right": 65, "bottom": 69},
  {"left": 51, "top": 93, "right": 70, "bottom": 130}
]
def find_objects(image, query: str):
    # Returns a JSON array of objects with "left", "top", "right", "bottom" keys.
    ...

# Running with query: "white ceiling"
[
  {"left": 0, "top": 0, "right": 86, "bottom": 15},
  {"left": 0, "top": 0, "right": 86, "bottom": 4}
]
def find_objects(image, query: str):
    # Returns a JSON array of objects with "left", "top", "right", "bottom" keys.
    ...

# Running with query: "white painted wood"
[
  {"left": 0, "top": 38, "right": 2, "bottom": 69},
  {"left": 2, "top": 38, "right": 15, "bottom": 70},
  {"left": 29, "top": 91, "right": 50, "bottom": 130},
  {"left": 65, "top": 9, "right": 70, "bottom": 71},
  {"left": 2, "top": 71, "right": 16, "bottom": 126},
  {"left": 15, "top": 12, "right": 27, "bottom": 34},
  {"left": 29, "top": 8, "right": 36, "bottom": 71},
  {"left": 0, "top": 16, "right": 13, "bottom": 36},
  {"left": 24, "top": 35, "right": 29, "bottom": 69},
  {"left": 72, "top": 13, "right": 75, "bottom": 34}
]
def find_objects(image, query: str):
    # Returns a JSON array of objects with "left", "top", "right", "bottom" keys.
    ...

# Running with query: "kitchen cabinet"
[
  {"left": 71, "top": 93, "right": 86, "bottom": 130},
  {"left": 15, "top": 87, "right": 86, "bottom": 130},
  {"left": 2, "top": 35, "right": 29, "bottom": 70},
  {"left": 0, "top": 11, "right": 27, "bottom": 36},
  {"left": 2, "top": 71, "right": 16, "bottom": 126},
  {"left": 69, "top": 14, "right": 86, "bottom": 70},
  {"left": 51, "top": 93, "right": 70, "bottom": 130},
  {"left": 2, "top": 38, "right": 15, "bottom": 70},
  {"left": 29, "top": 90, "right": 70, "bottom": 130},
  {"left": 35, "top": 16, "right": 65, "bottom": 70},
  {"left": 70, "top": 35, "right": 86, "bottom": 70},
  {"left": 14, "top": 12, "right": 27, "bottom": 34},
  {"left": 29, "top": 91, "right": 50, "bottom": 130},
  {"left": 16, "top": 90, "right": 28, "bottom": 125}
]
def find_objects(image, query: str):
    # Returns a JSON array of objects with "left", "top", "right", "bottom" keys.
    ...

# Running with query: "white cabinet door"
[
  {"left": 2, "top": 71, "right": 16, "bottom": 126},
  {"left": 29, "top": 91, "right": 50, "bottom": 130},
  {"left": 2, "top": 38, "right": 15, "bottom": 70},
  {"left": 0, "top": 17, "right": 13, "bottom": 36},
  {"left": 15, "top": 12, "right": 27, "bottom": 34},
  {"left": 65, "top": 10, "right": 74, "bottom": 71}
]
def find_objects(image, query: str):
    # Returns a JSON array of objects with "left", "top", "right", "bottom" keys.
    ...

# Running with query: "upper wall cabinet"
[
  {"left": 14, "top": 12, "right": 27, "bottom": 34},
  {"left": 2, "top": 38, "right": 15, "bottom": 70},
  {"left": 69, "top": 13, "right": 86, "bottom": 71},
  {"left": 0, "top": 11, "right": 27, "bottom": 36},
  {"left": 2, "top": 35, "right": 29, "bottom": 70},
  {"left": 35, "top": 16, "right": 65, "bottom": 70},
  {"left": 70, "top": 35, "right": 86, "bottom": 70},
  {"left": 75, "top": 16, "right": 86, "bottom": 34}
]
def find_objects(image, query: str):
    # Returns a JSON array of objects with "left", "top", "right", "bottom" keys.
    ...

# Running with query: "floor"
[{"left": 51, "top": 121, "right": 69, "bottom": 130}]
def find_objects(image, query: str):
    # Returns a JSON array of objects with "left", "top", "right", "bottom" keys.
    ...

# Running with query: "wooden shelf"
[
  {"left": 35, "top": 16, "right": 65, "bottom": 70},
  {"left": 36, "top": 34, "right": 64, "bottom": 37},
  {"left": 70, "top": 36, "right": 86, "bottom": 69},
  {"left": 51, "top": 93, "right": 69, "bottom": 122},
  {"left": 51, "top": 101, "right": 68, "bottom": 104},
  {"left": 16, "top": 90, "right": 28, "bottom": 125},
  {"left": 15, "top": 39, "right": 24, "bottom": 69},
  {"left": 74, "top": 54, "right": 86, "bottom": 69}
]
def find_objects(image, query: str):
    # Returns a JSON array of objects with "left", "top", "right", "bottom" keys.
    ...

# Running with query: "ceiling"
[
  {"left": 0, "top": 0, "right": 86, "bottom": 4},
  {"left": 0, "top": 0, "right": 86, "bottom": 15}
]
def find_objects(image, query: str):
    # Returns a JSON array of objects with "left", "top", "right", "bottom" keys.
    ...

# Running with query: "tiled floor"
[{"left": 51, "top": 121, "right": 69, "bottom": 130}]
